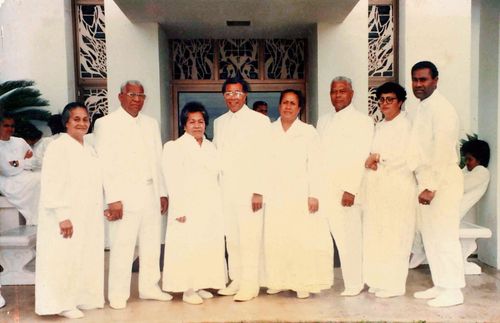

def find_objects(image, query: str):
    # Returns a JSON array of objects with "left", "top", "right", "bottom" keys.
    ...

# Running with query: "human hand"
[
  {"left": 251, "top": 193, "right": 263, "bottom": 212},
  {"left": 160, "top": 197, "right": 168, "bottom": 214},
  {"left": 418, "top": 189, "right": 435, "bottom": 205},
  {"left": 308, "top": 197, "right": 319, "bottom": 213},
  {"left": 341, "top": 191, "right": 355, "bottom": 207},
  {"left": 107, "top": 201, "right": 123, "bottom": 221},
  {"left": 176, "top": 216, "right": 186, "bottom": 223},
  {"left": 364, "top": 153, "right": 379, "bottom": 170},
  {"left": 59, "top": 219, "right": 73, "bottom": 238}
]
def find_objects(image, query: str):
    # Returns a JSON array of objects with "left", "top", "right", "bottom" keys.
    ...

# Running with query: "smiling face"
[
  {"left": 65, "top": 107, "right": 90, "bottom": 141},
  {"left": 412, "top": 68, "right": 438, "bottom": 100},
  {"left": 184, "top": 111, "right": 206, "bottom": 143},
  {"left": 119, "top": 83, "right": 146, "bottom": 117},
  {"left": 223, "top": 83, "right": 247, "bottom": 113},
  {"left": 378, "top": 92, "right": 402, "bottom": 121},
  {"left": 0, "top": 118, "right": 15, "bottom": 140},
  {"left": 330, "top": 81, "right": 354, "bottom": 112},
  {"left": 279, "top": 92, "right": 301, "bottom": 124}
]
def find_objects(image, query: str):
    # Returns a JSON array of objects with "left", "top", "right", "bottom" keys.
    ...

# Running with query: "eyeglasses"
[
  {"left": 224, "top": 91, "right": 244, "bottom": 98},
  {"left": 124, "top": 92, "right": 147, "bottom": 100},
  {"left": 378, "top": 96, "right": 398, "bottom": 104}
]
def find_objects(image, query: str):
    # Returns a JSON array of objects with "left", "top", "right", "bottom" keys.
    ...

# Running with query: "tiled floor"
[{"left": 1, "top": 257, "right": 499, "bottom": 323}]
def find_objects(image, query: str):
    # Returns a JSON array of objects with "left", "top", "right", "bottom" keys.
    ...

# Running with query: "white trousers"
[
  {"left": 418, "top": 166, "right": 465, "bottom": 289},
  {"left": 327, "top": 199, "right": 363, "bottom": 291},
  {"left": 0, "top": 171, "right": 40, "bottom": 225},
  {"left": 108, "top": 183, "right": 162, "bottom": 303},
  {"left": 223, "top": 201, "right": 264, "bottom": 294}
]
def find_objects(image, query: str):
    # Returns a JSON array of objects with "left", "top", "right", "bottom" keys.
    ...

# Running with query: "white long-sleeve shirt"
[
  {"left": 460, "top": 165, "right": 490, "bottom": 218},
  {"left": 317, "top": 104, "right": 374, "bottom": 197},
  {"left": 407, "top": 90, "right": 460, "bottom": 192}
]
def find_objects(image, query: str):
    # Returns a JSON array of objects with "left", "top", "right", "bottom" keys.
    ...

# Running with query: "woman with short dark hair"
[
  {"left": 161, "top": 101, "right": 227, "bottom": 304},
  {"left": 362, "top": 82, "right": 416, "bottom": 298}
]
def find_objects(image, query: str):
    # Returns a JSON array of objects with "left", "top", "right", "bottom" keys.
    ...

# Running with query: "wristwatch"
[{"left": 12, "top": 161, "right": 19, "bottom": 167}]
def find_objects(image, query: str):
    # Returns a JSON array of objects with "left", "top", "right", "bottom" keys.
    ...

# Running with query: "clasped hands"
[
  {"left": 104, "top": 197, "right": 169, "bottom": 221},
  {"left": 9, "top": 150, "right": 33, "bottom": 167}
]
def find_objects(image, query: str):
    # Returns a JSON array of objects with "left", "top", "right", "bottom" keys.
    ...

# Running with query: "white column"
[
  {"left": 104, "top": 0, "right": 170, "bottom": 140},
  {"left": 0, "top": 0, "right": 75, "bottom": 114},
  {"left": 316, "top": 0, "right": 369, "bottom": 118},
  {"left": 476, "top": 0, "right": 500, "bottom": 269}
]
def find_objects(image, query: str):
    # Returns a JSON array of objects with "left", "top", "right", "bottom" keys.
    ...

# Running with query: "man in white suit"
[
  {"left": 317, "top": 76, "right": 374, "bottom": 296},
  {"left": 409, "top": 61, "right": 465, "bottom": 307},
  {"left": 214, "top": 77, "right": 270, "bottom": 302},
  {"left": 94, "top": 80, "right": 170, "bottom": 309}
]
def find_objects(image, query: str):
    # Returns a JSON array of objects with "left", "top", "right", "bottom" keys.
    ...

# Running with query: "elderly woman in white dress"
[
  {"left": 162, "top": 102, "right": 227, "bottom": 305},
  {"left": 362, "top": 82, "right": 416, "bottom": 298},
  {"left": 35, "top": 102, "right": 104, "bottom": 319},
  {"left": 264, "top": 89, "right": 333, "bottom": 299}
]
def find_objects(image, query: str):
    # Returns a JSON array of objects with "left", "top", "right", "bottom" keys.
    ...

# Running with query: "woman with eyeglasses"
[
  {"left": 161, "top": 102, "right": 227, "bottom": 305},
  {"left": 35, "top": 102, "right": 104, "bottom": 319},
  {"left": 362, "top": 82, "right": 417, "bottom": 298},
  {"left": 263, "top": 89, "right": 333, "bottom": 299}
]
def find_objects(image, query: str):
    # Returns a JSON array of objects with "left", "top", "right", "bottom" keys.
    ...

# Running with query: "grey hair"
[
  {"left": 331, "top": 76, "right": 352, "bottom": 88},
  {"left": 120, "top": 80, "right": 144, "bottom": 93}
]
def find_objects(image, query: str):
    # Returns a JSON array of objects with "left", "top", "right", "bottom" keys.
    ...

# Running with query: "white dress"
[
  {"left": 161, "top": 133, "right": 227, "bottom": 292},
  {"left": 0, "top": 136, "right": 40, "bottom": 225},
  {"left": 35, "top": 133, "right": 104, "bottom": 315},
  {"left": 362, "top": 112, "right": 416, "bottom": 293},
  {"left": 264, "top": 119, "right": 333, "bottom": 292}
]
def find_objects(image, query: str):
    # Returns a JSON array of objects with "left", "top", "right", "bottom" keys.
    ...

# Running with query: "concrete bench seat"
[
  {"left": 0, "top": 196, "right": 21, "bottom": 232},
  {"left": 0, "top": 225, "right": 37, "bottom": 285},
  {"left": 460, "top": 221, "right": 492, "bottom": 275}
]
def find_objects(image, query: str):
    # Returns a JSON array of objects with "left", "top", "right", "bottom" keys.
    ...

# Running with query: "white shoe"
[
  {"left": 233, "top": 289, "right": 258, "bottom": 302},
  {"left": 409, "top": 252, "right": 427, "bottom": 269},
  {"left": 375, "top": 289, "right": 405, "bottom": 298},
  {"left": 218, "top": 281, "right": 239, "bottom": 296},
  {"left": 296, "top": 291, "right": 310, "bottom": 299},
  {"left": 266, "top": 289, "right": 283, "bottom": 295},
  {"left": 427, "top": 289, "right": 463, "bottom": 307},
  {"left": 59, "top": 309, "right": 84, "bottom": 319},
  {"left": 414, "top": 286, "right": 442, "bottom": 299},
  {"left": 139, "top": 290, "right": 173, "bottom": 301},
  {"left": 197, "top": 289, "right": 213, "bottom": 299},
  {"left": 183, "top": 290, "right": 203, "bottom": 305},
  {"left": 109, "top": 300, "right": 126, "bottom": 310},
  {"left": 78, "top": 304, "right": 101, "bottom": 310},
  {"left": 0, "top": 293, "right": 5, "bottom": 309},
  {"left": 341, "top": 287, "right": 362, "bottom": 296}
]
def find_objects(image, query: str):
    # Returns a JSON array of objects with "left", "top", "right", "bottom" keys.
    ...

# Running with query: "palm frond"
[
  {"left": 0, "top": 80, "right": 36, "bottom": 96},
  {"left": 12, "top": 109, "right": 51, "bottom": 121},
  {"left": 0, "top": 87, "right": 49, "bottom": 111}
]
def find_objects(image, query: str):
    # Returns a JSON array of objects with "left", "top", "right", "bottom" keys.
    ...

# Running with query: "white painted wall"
[
  {"left": 104, "top": 0, "right": 168, "bottom": 141},
  {"left": 476, "top": 0, "right": 500, "bottom": 268},
  {"left": 0, "top": 0, "right": 75, "bottom": 114},
  {"left": 399, "top": 0, "right": 472, "bottom": 135},
  {"left": 317, "top": 0, "right": 369, "bottom": 119}
]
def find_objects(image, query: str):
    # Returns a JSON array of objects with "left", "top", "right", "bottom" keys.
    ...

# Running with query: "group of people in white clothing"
[{"left": 0, "top": 60, "right": 488, "bottom": 318}]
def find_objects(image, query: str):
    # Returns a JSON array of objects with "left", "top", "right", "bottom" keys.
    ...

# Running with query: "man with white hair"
[
  {"left": 317, "top": 76, "right": 374, "bottom": 296},
  {"left": 94, "top": 80, "right": 170, "bottom": 309}
]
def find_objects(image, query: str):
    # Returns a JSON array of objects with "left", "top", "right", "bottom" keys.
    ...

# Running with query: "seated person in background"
[
  {"left": 32, "top": 114, "right": 64, "bottom": 171},
  {"left": 0, "top": 113, "right": 40, "bottom": 225},
  {"left": 409, "top": 138, "right": 491, "bottom": 269},
  {"left": 252, "top": 100, "right": 268, "bottom": 116}
]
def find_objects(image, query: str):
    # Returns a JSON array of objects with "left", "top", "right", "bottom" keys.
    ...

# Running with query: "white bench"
[
  {"left": 460, "top": 221, "right": 492, "bottom": 275},
  {"left": 0, "top": 196, "right": 21, "bottom": 232},
  {"left": 0, "top": 225, "right": 37, "bottom": 285}
]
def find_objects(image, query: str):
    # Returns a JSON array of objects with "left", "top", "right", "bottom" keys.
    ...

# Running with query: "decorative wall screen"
[
  {"left": 368, "top": 0, "right": 398, "bottom": 122},
  {"left": 74, "top": 0, "right": 108, "bottom": 120},
  {"left": 171, "top": 39, "right": 306, "bottom": 81}
]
